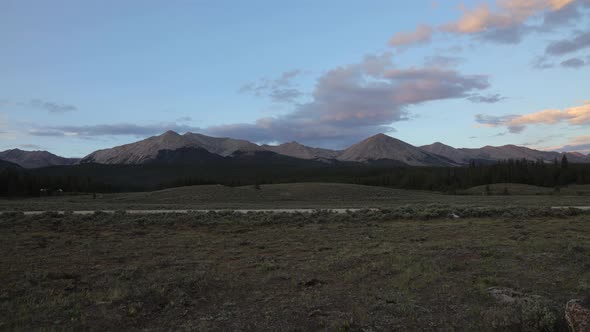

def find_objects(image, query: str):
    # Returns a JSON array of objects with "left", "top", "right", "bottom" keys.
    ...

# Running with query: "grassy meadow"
[
  {"left": 1, "top": 183, "right": 590, "bottom": 330},
  {"left": 1, "top": 208, "right": 590, "bottom": 330},
  {"left": 1, "top": 182, "right": 590, "bottom": 212}
]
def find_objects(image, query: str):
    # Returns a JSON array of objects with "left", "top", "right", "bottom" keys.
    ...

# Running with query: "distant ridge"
[
  {"left": 263, "top": 141, "right": 340, "bottom": 160},
  {"left": 421, "top": 143, "right": 590, "bottom": 164},
  {"left": 6, "top": 130, "right": 584, "bottom": 168},
  {"left": 0, "top": 149, "right": 79, "bottom": 168},
  {"left": 0, "top": 159, "right": 22, "bottom": 170}
]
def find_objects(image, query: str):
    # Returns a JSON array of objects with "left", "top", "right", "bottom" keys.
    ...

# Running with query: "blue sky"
[{"left": 1, "top": 0, "right": 589, "bottom": 157}]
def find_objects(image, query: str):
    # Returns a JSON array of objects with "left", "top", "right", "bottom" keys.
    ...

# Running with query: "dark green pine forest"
[{"left": 1, "top": 154, "right": 589, "bottom": 197}]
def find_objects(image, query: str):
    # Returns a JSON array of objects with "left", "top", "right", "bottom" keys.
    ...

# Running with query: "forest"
[{"left": 1, "top": 156, "right": 588, "bottom": 197}]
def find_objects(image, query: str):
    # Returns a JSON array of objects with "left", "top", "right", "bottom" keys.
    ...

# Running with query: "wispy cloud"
[
  {"left": 467, "top": 93, "right": 507, "bottom": 103},
  {"left": 29, "top": 122, "right": 201, "bottom": 137},
  {"left": 239, "top": 70, "right": 304, "bottom": 103},
  {"left": 547, "top": 135, "right": 590, "bottom": 153},
  {"left": 390, "top": 0, "right": 584, "bottom": 50},
  {"left": 475, "top": 114, "right": 524, "bottom": 133},
  {"left": 560, "top": 57, "right": 588, "bottom": 68},
  {"left": 0, "top": 115, "right": 16, "bottom": 140},
  {"left": 545, "top": 29, "right": 590, "bottom": 56},
  {"left": 28, "top": 99, "right": 77, "bottom": 113},
  {"left": 423, "top": 55, "right": 465, "bottom": 67},
  {"left": 389, "top": 25, "right": 433, "bottom": 49},
  {"left": 441, "top": 0, "right": 576, "bottom": 43},
  {"left": 531, "top": 55, "right": 556, "bottom": 69},
  {"left": 475, "top": 100, "right": 590, "bottom": 133},
  {"left": 0, "top": 98, "right": 78, "bottom": 113},
  {"left": 176, "top": 116, "right": 193, "bottom": 122}
]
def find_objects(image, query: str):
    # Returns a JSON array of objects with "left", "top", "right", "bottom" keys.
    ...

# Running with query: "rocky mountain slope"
[
  {"left": 71, "top": 131, "right": 590, "bottom": 167},
  {"left": 419, "top": 142, "right": 471, "bottom": 164},
  {"left": 263, "top": 142, "right": 341, "bottom": 160},
  {"left": 338, "top": 134, "right": 455, "bottom": 166},
  {"left": 0, "top": 149, "right": 79, "bottom": 168},
  {"left": 421, "top": 143, "right": 589, "bottom": 164},
  {"left": 0, "top": 159, "right": 22, "bottom": 170},
  {"left": 81, "top": 131, "right": 266, "bottom": 164}
]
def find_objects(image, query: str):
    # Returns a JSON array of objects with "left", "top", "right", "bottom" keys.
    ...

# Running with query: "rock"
[
  {"left": 486, "top": 287, "right": 560, "bottom": 330},
  {"left": 487, "top": 287, "right": 530, "bottom": 304},
  {"left": 566, "top": 299, "right": 590, "bottom": 332}
]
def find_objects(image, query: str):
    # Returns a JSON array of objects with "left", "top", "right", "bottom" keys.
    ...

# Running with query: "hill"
[
  {"left": 107, "top": 182, "right": 422, "bottom": 207},
  {"left": 0, "top": 159, "right": 22, "bottom": 170},
  {"left": 0, "top": 149, "right": 79, "bottom": 168},
  {"left": 462, "top": 183, "right": 554, "bottom": 195}
]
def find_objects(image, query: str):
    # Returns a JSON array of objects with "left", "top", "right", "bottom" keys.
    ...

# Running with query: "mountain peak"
[
  {"left": 162, "top": 130, "right": 180, "bottom": 137},
  {"left": 283, "top": 141, "right": 304, "bottom": 146},
  {"left": 367, "top": 133, "right": 392, "bottom": 141},
  {"left": 431, "top": 142, "right": 451, "bottom": 147},
  {"left": 81, "top": 131, "right": 267, "bottom": 164},
  {"left": 339, "top": 133, "right": 452, "bottom": 166}
]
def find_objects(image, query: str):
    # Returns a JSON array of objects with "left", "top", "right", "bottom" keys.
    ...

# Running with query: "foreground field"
[
  {"left": 1, "top": 183, "right": 590, "bottom": 211},
  {"left": 1, "top": 210, "right": 589, "bottom": 330}
]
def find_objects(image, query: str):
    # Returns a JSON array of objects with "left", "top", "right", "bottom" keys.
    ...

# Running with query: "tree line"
[{"left": 1, "top": 156, "right": 589, "bottom": 197}]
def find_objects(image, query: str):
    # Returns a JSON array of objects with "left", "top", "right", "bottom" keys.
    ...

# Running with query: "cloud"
[
  {"left": 29, "top": 122, "right": 201, "bottom": 137},
  {"left": 475, "top": 100, "right": 590, "bottom": 132},
  {"left": 31, "top": 54, "right": 492, "bottom": 148},
  {"left": 208, "top": 53, "right": 491, "bottom": 148},
  {"left": 28, "top": 99, "right": 77, "bottom": 113},
  {"left": 560, "top": 57, "right": 587, "bottom": 67},
  {"left": 531, "top": 55, "right": 556, "bottom": 69},
  {"left": 541, "top": 0, "right": 585, "bottom": 29},
  {"left": 442, "top": 4, "right": 515, "bottom": 35},
  {"left": 176, "top": 116, "right": 192, "bottom": 122},
  {"left": 423, "top": 55, "right": 465, "bottom": 67},
  {"left": 0, "top": 115, "right": 16, "bottom": 139},
  {"left": 394, "top": 0, "right": 582, "bottom": 49},
  {"left": 389, "top": 25, "right": 433, "bottom": 49},
  {"left": 240, "top": 70, "right": 304, "bottom": 103},
  {"left": 550, "top": 135, "right": 590, "bottom": 153},
  {"left": 545, "top": 29, "right": 590, "bottom": 55},
  {"left": 476, "top": 114, "right": 517, "bottom": 126},
  {"left": 467, "top": 93, "right": 507, "bottom": 103},
  {"left": 475, "top": 114, "right": 524, "bottom": 132},
  {"left": 440, "top": 0, "right": 577, "bottom": 43}
]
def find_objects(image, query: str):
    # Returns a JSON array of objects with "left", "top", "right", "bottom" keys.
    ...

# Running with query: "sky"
[{"left": 1, "top": 0, "right": 590, "bottom": 157}]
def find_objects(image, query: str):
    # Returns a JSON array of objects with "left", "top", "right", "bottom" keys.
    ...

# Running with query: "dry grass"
[
  {"left": 1, "top": 183, "right": 590, "bottom": 212},
  {"left": 1, "top": 211, "right": 589, "bottom": 330}
]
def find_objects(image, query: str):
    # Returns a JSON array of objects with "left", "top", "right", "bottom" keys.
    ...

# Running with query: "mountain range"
[
  {"left": 0, "top": 149, "right": 79, "bottom": 169},
  {"left": 1, "top": 131, "right": 589, "bottom": 168}
]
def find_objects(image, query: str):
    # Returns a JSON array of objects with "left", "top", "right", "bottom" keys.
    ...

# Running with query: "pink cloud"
[
  {"left": 389, "top": 25, "right": 433, "bottom": 48},
  {"left": 390, "top": 0, "right": 579, "bottom": 48},
  {"left": 476, "top": 100, "right": 590, "bottom": 132}
]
